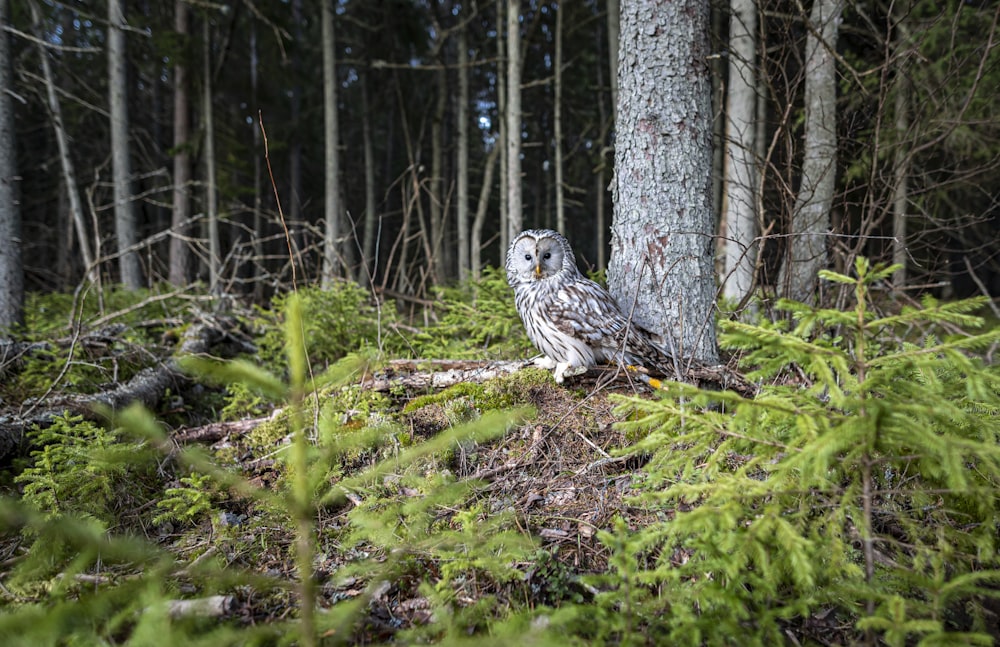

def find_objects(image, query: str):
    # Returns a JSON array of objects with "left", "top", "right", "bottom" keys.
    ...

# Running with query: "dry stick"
[
  {"left": 258, "top": 111, "right": 297, "bottom": 291},
  {"left": 962, "top": 256, "right": 1000, "bottom": 319}
]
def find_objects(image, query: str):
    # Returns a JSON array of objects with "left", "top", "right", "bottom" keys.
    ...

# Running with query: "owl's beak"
[{"left": 533, "top": 262, "right": 542, "bottom": 278}]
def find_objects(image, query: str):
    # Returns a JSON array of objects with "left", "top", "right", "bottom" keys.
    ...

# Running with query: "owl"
[{"left": 505, "top": 229, "right": 672, "bottom": 383}]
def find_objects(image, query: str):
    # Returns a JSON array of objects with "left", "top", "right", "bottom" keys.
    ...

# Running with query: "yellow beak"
[{"left": 534, "top": 262, "right": 542, "bottom": 278}]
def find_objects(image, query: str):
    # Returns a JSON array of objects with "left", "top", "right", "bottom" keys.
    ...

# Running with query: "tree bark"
[
  {"left": 169, "top": 0, "right": 191, "bottom": 287},
  {"left": 609, "top": 0, "right": 719, "bottom": 364},
  {"left": 892, "top": 10, "right": 911, "bottom": 288},
  {"left": 553, "top": 3, "right": 565, "bottom": 234},
  {"left": 779, "top": 0, "right": 843, "bottom": 302},
  {"left": 321, "top": 0, "right": 343, "bottom": 285},
  {"left": 721, "top": 0, "right": 759, "bottom": 303},
  {"left": 496, "top": 0, "right": 509, "bottom": 256},
  {"left": 202, "top": 18, "right": 220, "bottom": 292},
  {"left": 505, "top": 0, "right": 523, "bottom": 241},
  {"left": 457, "top": 25, "right": 471, "bottom": 283},
  {"left": 0, "top": 0, "right": 23, "bottom": 329},
  {"left": 471, "top": 147, "right": 499, "bottom": 280},
  {"left": 429, "top": 61, "right": 447, "bottom": 284},
  {"left": 29, "top": 1, "right": 97, "bottom": 285},
  {"left": 108, "top": 0, "right": 142, "bottom": 289},
  {"left": 360, "top": 76, "right": 377, "bottom": 282}
]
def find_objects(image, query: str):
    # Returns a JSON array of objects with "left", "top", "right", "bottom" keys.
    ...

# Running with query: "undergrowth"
[
  {"left": 599, "top": 259, "right": 1000, "bottom": 645},
  {"left": 2, "top": 263, "right": 999, "bottom": 645}
]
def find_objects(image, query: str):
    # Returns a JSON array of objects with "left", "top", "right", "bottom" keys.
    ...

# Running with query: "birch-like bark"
[
  {"left": 779, "top": 0, "right": 843, "bottom": 302},
  {"left": 721, "top": 0, "right": 758, "bottom": 303},
  {"left": 553, "top": 3, "right": 565, "bottom": 234}
]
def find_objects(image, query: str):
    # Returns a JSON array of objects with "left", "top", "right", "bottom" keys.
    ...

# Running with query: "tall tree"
[
  {"left": 108, "top": 0, "right": 142, "bottom": 289},
  {"left": 0, "top": 0, "right": 23, "bottom": 329},
  {"left": 505, "top": 0, "right": 523, "bottom": 242},
  {"left": 609, "top": 0, "right": 719, "bottom": 364},
  {"left": 202, "top": 16, "right": 220, "bottom": 292},
  {"left": 29, "top": 0, "right": 96, "bottom": 285},
  {"left": 169, "top": 0, "right": 191, "bottom": 287},
  {"left": 779, "top": 0, "right": 844, "bottom": 302},
  {"left": 321, "top": 0, "right": 343, "bottom": 285},
  {"left": 606, "top": 0, "right": 619, "bottom": 120},
  {"left": 553, "top": 2, "right": 565, "bottom": 234},
  {"left": 456, "top": 23, "right": 471, "bottom": 282},
  {"left": 721, "top": 0, "right": 759, "bottom": 303}
]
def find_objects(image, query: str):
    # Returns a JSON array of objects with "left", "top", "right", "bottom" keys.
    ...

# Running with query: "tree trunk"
[
  {"left": 108, "top": 0, "right": 142, "bottom": 289},
  {"left": 892, "top": 11, "right": 911, "bottom": 288},
  {"left": 250, "top": 20, "right": 264, "bottom": 301},
  {"left": 202, "top": 18, "right": 220, "bottom": 292},
  {"left": 471, "top": 147, "right": 499, "bottom": 281},
  {"left": 29, "top": 1, "right": 96, "bottom": 285},
  {"left": 0, "top": 0, "right": 23, "bottom": 329},
  {"left": 321, "top": 0, "right": 343, "bottom": 285},
  {"left": 609, "top": 0, "right": 719, "bottom": 364},
  {"left": 721, "top": 0, "right": 758, "bottom": 303},
  {"left": 288, "top": 0, "right": 303, "bottom": 250},
  {"left": 456, "top": 26, "right": 471, "bottom": 282},
  {"left": 553, "top": 3, "right": 565, "bottom": 234},
  {"left": 429, "top": 62, "right": 447, "bottom": 284},
  {"left": 169, "top": 0, "right": 191, "bottom": 287},
  {"left": 360, "top": 75, "right": 377, "bottom": 283},
  {"left": 779, "top": 0, "right": 843, "bottom": 302},
  {"left": 606, "top": 0, "right": 620, "bottom": 121},
  {"left": 496, "top": 0, "right": 509, "bottom": 256},
  {"left": 505, "top": 0, "right": 523, "bottom": 241}
]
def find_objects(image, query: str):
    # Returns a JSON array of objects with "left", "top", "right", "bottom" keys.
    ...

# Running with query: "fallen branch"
[{"left": 0, "top": 316, "right": 247, "bottom": 462}]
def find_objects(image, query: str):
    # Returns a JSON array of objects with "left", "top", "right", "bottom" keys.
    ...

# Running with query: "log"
[{"left": 0, "top": 319, "right": 240, "bottom": 463}]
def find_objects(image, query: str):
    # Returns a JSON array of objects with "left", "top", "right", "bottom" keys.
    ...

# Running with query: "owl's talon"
[{"left": 531, "top": 355, "right": 558, "bottom": 370}]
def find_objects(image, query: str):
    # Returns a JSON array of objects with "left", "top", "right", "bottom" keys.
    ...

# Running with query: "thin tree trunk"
[
  {"left": 429, "top": 62, "right": 447, "bottom": 284},
  {"left": 779, "top": 0, "right": 843, "bottom": 302},
  {"left": 505, "top": 0, "right": 523, "bottom": 241},
  {"left": 497, "top": 0, "right": 509, "bottom": 256},
  {"left": 457, "top": 26, "right": 471, "bottom": 282},
  {"left": 321, "top": 0, "right": 342, "bottom": 285},
  {"left": 250, "top": 20, "right": 264, "bottom": 300},
  {"left": 553, "top": 3, "right": 565, "bottom": 234},
  {"left": 721, "top": 0, "right": 758, "bottom": 303},
  {"left": 0, "top": 0, "right": 23, "bottom": 329},
  {"left": 29, "top": 1, "right": 96, "bottom": 284},
  {"left": 289, "top": 0, "right": 303, "bottom": 248},
  {"left": 471, "top": 147, "right": 499, "bottom": 281},
  {"left": 609, "top": 0, "right": 719, "bottom": 364},
  {"left": 108, "top": 0, "right": 142, "bottom": 289},
  {"left": 169, "top": 0, "right": 191, "bottom": 287},
  {"left": 892, "top": 12, "right": 911, "bottom": 288},
  {"left": 202, "top": 18, "right": 220, "bottom": 292},
  {"left": 360, "top": 76, "right": 377, "bottom": 282}
]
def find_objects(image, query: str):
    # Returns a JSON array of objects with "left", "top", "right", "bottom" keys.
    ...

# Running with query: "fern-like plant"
[{"left": 600, "top": 259, "right": 1000, "bottom": 645}]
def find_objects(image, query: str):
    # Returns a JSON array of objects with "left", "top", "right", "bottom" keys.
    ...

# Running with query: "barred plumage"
[{"left": 505, "top": 229, "right": 672, "bottom": 383}]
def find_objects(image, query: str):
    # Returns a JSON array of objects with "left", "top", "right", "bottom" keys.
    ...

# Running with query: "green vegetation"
[{"left": 2, "top": 265, "right": 999, "bottom": 645}]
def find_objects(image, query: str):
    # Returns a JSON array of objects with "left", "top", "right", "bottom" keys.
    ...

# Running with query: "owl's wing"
[
  {"left": 544, "top": 278, "right": 631, "bottom": 350},
  {"left": 545, "top": 278, "right": 673, "bottom": 370}
]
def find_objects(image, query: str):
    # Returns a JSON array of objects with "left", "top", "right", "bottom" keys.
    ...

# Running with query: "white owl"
[{"left": 505, "top": 229, "right": 672, "bottom": 383}]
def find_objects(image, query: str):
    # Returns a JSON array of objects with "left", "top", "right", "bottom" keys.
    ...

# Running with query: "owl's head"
[{"left": 505, "top": 229, "right": 580, "bottom": 286}]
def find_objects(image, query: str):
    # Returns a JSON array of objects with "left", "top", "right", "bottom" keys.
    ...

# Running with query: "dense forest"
[{"left": 1, "top": 0, "right": 1000, "bottom": 645}]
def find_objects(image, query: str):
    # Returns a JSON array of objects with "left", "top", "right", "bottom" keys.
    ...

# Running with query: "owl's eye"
[
  {"left": 543, "top": 252, "right": 552, "bottom": 260},
  {"left": 524, "top": 253, "right": 532, "bottom": 262}
]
